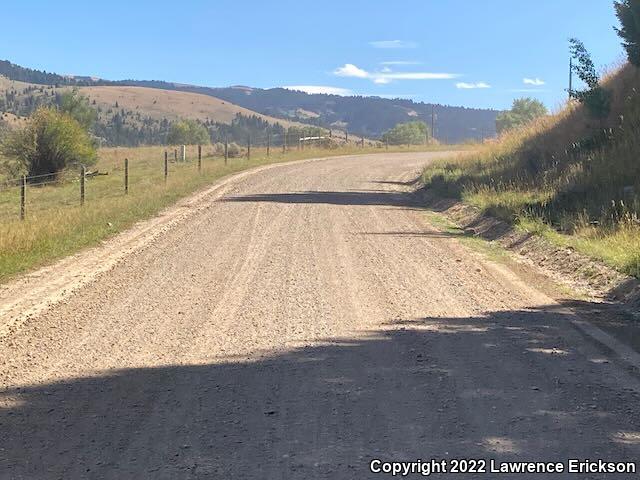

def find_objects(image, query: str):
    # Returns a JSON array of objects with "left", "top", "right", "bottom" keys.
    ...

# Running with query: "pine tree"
[{"left": 615, "top": 0, "right": 640, "bottom": 66}]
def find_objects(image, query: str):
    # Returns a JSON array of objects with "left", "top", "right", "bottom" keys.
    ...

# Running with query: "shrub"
[
  {"left": 1, "top": 107, "right": 97, "bottom": 178},
  {"left": 213, "top": 142, "right": 225, "bottom": 156},
  {"left": 226, "top": 142, "right": 243, "bottom": 157},
  {"left": 496, "top": 98, "right": 547, "bottom": 134},
  {"left": 167, "top": 119, "right": 210, "bottom": 145},
  {"left": 382, "top": 121, "right": 429, "bottom": 145},
  {"left": 58, "top": 89, "right": 97, "bottom": 131}
]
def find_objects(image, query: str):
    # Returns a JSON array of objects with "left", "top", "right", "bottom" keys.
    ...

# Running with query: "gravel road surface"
[{"left": 1, "top": 152, "right": 639, "bottom": 479}]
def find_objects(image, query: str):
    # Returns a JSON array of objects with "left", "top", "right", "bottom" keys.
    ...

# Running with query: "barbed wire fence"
[{"left": 0, "top": 129, "right": 382, "bottom": 222}]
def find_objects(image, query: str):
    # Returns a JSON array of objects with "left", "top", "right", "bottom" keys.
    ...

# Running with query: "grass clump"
[{"left": 422, "top": 64, "right": 640, "bottom": 278}]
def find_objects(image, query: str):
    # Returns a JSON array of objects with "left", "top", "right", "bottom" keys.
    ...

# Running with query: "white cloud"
[
  {"left": 370, "top": 40, "right": 418, "bottom": 49},
  {"left": 456, "top": 82, "right": 491, "bottom": 89},
  {"left": 333, "top": 63, "right": 459, "bottom": 84},
  {"left": 283, "top": 85, "right": 353, "bottom": 96},
  {"left": 380, "top": 61, "right": 422, "bottom": 66},
  {"left": 523, "top": 77, "right": 545, "bottom": 86},
  {"left": 334, "top": 63, "right": 369, "bottom": 78}
]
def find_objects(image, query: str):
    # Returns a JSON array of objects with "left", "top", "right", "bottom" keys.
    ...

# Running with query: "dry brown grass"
[
  {"left": 422, "top": 64, "right": 640, "bottom": 277},
  {"left": 77, "top": 85, "right": 300, "bottom": 127}
]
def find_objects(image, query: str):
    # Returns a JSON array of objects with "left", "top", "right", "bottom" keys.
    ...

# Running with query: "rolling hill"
[
  {"left": 0, "top": 59, "right": 500, "bottom": 144},
  {"left": 76, "top": 85, "right": 300, "bottom": 128},
  {"left": 0, "top": 73, "right": 307, "bottom": 146}
]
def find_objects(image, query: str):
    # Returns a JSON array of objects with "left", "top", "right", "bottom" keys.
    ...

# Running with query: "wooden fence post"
[
  {"left": 164, "top": 151, "right": 168, "bottom": 183},
  {"left": 198, "top": 144, "right": 202, "bottom": 172},
  {"left": 267, "top": 130, "right": 270, "bottom": 156},
  {"left": 20, "top": 175, "right": 26, "bottom": 220},
  {"left": 124, "top": 158, "right": 129, "bottom": 194},
  {"left": 80, "top": 165, "right": 86, "bottom": 206},
  {"left": 174, "top": 149, "right": 178, "bottom": 162},
  {"left": 361, "top": 137, "right": 365, "bottom": 148},
  {"left": 224, "top": 136, "right": 228, "bottom": 165},
  {"left": 247, "top": 134, "right": 251, "bottom": 160}
]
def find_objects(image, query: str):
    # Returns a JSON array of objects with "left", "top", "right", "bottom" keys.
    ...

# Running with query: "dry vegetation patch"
[{"left": 422, "top": 65, "right": 640, "bottom": 278}]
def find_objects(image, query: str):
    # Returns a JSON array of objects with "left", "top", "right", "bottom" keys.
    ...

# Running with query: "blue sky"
[{"left": 1, "top": 1, "right": 624, "bottom": 110}]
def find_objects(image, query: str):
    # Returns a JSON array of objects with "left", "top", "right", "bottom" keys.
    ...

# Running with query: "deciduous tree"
[{"left": 1, "top": 107, "right": 97, "bottom": 178}]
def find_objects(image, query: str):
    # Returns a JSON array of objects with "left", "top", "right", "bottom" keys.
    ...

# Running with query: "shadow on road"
[
  {"left": 221, "top": 190, "right": 419, "bottom": 208},
  {"left": 1, "top": 302, "right": 639, "bottom": 478}
]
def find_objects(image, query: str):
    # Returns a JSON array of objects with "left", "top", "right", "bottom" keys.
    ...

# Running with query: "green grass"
[
  {"left": 0, "top": 143, "right": 463, "bottom": 283},
  {"left": 422, "top": 211, "right": 509, "bottom": 262},
  {"left": 422, "top": 64, "right": 640, "bottom": 279}
]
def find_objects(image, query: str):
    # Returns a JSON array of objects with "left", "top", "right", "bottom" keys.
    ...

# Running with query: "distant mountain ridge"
[{"left": 0, "top": 59, "right": 500, "bottom": 143}]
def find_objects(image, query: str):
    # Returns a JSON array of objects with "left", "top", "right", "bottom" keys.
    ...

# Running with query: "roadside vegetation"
[
  {"left": 495, "top": 98, "right": 547, "bottom": 134},
  {"left": 0, "top": 140, "right": 460, "bottom": 283},
  {"left": 422, "top": 2, "right": 640, "bottom": 277},
  {"left": 381, "top": 121, "right": 431, "bottom": 145}
]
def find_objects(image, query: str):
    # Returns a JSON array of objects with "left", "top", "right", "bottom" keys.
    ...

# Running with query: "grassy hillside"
[
  {"left": 422, "top": 64, "right": 640, "bottom": 278},
  {"left": 0, "top": 58, "right": 500, "bottom": 143},
  {"left": 76, "top": 85, "right": 300, "bottom": 128},
  {"left": 0, "top": 76, "right": 300, "bottom": 130}
]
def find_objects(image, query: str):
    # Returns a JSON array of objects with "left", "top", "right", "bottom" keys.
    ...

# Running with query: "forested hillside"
[
  {"left": 204, "top": 87, "right": 499, "bottom": 143},
  {"left": 0, "top": 59, "right": 500, "bottom": 144}
]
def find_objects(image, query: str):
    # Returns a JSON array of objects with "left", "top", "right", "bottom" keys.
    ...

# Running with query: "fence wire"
[{"left": 0, "top": 136, "right": 385, "bottom": 222}]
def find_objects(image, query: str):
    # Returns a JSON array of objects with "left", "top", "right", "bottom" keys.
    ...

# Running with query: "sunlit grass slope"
[{"left": 422, "top": 64, "right": 640, "bottom": 277}]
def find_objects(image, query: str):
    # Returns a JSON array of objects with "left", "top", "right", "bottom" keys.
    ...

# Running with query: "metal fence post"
[
  {"left": 20, "top": 175, "right": 26, "bottom": 220},
  {"left": 80, "top": 165, "right": 86, "bottom": 206},
  {"left": 198, "top": 144, "right": 202, "bottom": 172},
  {"left": 124, "top": 158, "right": 129, "bottom": 194}
]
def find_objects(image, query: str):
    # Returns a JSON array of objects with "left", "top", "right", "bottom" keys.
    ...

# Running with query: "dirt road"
[{"left": 1, "top": 152, "right": 639, "bottom": 479}]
